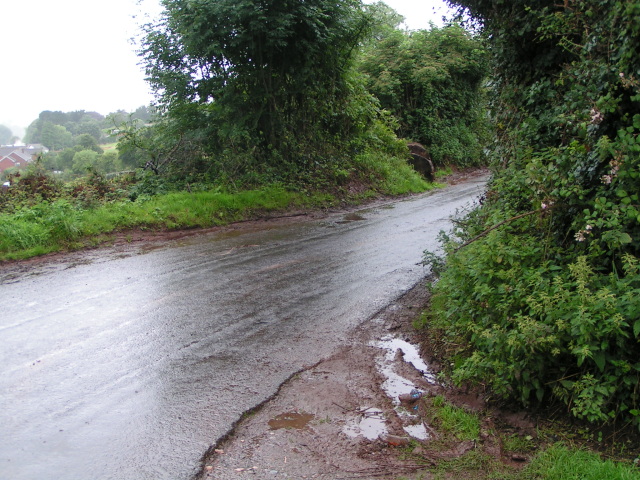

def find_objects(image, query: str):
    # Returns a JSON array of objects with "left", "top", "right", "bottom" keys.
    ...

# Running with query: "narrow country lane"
[{"left": 0, "top": 175, "right": 486, "bottom": 480}]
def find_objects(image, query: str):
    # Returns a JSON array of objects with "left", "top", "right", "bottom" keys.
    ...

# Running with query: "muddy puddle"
[
  {"left": 268, "top": 412, "right": 314, "bottom": 430},
  {"left": 341, "top": 335, "right": 436, "bottom": 443},
  {"left": 343, "top": 407, "right": 388, "bottom": 440}
]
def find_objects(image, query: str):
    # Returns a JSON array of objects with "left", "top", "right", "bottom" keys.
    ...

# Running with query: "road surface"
[{"left": 0, "top": 175, "right": 486, "bottom": 479}]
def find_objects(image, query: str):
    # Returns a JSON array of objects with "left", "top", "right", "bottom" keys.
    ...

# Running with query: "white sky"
[{"left": 0, "top": 0, "right": 454, "bottom": 136}]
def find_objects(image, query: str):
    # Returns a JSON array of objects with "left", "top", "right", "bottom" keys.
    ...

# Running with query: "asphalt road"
[{"left": 0, "top": 175, "right": 486, "bottom": 480}]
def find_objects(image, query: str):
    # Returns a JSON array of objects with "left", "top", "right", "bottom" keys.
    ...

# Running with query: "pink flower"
[{"left": 590, "top": 108, "right": 604, "bottom": 125}]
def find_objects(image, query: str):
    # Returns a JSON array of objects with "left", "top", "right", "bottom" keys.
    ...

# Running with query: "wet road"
[{"left": 0, "top": 176, "right": 486, "bottom": 480}]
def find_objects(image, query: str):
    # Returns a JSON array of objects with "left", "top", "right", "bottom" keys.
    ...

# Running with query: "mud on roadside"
[{"left": 198, "top": 279, "right": 538, "bottom": 480}]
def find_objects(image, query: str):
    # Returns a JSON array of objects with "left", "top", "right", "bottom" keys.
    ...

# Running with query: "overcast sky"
[{"left": 1, "top": 0, "right": 454, "bottom": 136}]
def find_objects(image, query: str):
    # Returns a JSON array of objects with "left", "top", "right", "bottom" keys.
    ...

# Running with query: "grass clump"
[
  {"left": 519, "top": 444, "right": 639, "bottom": 480},
  {"left": 431, "top": 450, "right": 500, "bottom": 480},
  {"left": 429, "top": 395, "right": 481, "bottom": 442}
]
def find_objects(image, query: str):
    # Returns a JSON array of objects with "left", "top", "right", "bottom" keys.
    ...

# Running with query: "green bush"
[{"left": 428, "top": 0, "right": 640, "bottom": 429}]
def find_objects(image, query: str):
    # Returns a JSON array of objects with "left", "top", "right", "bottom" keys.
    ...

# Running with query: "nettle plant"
[{"left": 428, "top": 0, "right": 640, "bottom": 427}]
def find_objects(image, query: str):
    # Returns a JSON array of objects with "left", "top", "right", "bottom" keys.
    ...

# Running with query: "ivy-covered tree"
[
  {"left": 140, "top": 0, "right": 379, "bottom": 177},
  {"left": 427, "top": 0, "right": 640, "bottom": 428}
]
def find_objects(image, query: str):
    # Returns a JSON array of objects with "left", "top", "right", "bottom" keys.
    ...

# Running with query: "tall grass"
[
  {"left": 0, "top": 186, "right": 333, "bottom": 261},
  {"left": 430, "top": 395, "right": 481, "bottom": 442},
  {"left": 353, "top": 152, "right": 433, "bottom": 194}
]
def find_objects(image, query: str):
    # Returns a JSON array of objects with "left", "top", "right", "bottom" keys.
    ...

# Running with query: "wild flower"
[
  {"left": 590, "top": 107, "right": 604, "bottom": 125},
  {"left": 600, "top": 158, "right": 621, "bottom": 184},
  {"left": 574, "top": 225, "right": 592, "bottom": 242}
]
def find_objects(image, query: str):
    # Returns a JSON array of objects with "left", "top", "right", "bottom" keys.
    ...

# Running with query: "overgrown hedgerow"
[{"left": 425, "top": 0, "right": 640, "bottom": 428}]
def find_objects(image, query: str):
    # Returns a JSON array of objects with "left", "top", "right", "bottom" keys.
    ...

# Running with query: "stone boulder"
[{"left": 407, "top": 142, "right": 435, "bottom": 182}]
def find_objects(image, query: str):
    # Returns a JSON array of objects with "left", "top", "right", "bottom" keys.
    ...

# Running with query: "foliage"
[
  {"left": 0, "top": 161, "right": 64, "bottom": 210},
  {"left": 23, "top": 108, "right": 151, "bottom": 151},
  {"left": 25, "top": 110, "right": 102, "bottom": 147},
  {"left": 0, "top": 185, "right": 321, "bottom": 261},
  {"left": 426, "top": 0, "right": 640, "bottom": 428},
  {"left": 111, "top": 113, "right": 209, "bottom": 178},
  {"left": 71, "top": 150, "right": 100, "bottom": 175},
  {"left": 138, "top": 0, "right": 413, "bottom": 185},
  {"left": 357, "top": 23, "right": 490, "bottom": 166},
  {"left": 75, "top": 133, "right": 104, "bottom": 154},
  {"left": 0, "top": 145, "right": 431, "bottom": 261}
]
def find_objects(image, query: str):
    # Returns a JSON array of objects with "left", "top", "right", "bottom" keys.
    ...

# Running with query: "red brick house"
[{"left": 0, "top": 145, "right": 48, "bottom": 173}]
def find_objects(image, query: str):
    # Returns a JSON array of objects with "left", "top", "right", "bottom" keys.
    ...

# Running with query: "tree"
[
  {"left": 72, "top": 149, "right": 99, "bottom": 174},
  {"left": 24, "top": 110, "right": 109, "bottom": 146},
  {"left": 40, "top": 122, "right": 73, "bottom": 150},
  {"left": 0, "top": 124, "right": 12, "bottom": 144},
  {"left": 140, "top": 0, "right": 375, "bottom": 174},
  {"left": 358, "top": 24, "right": 489, "bottom": 166},
  {"left": 75, "top": 118, "right": 103, "bottom": 143},
  {"left": 361, "top": 1, "right": 404, "bottom": 43},
  {"left": 132, "top": 106, "right": 154, "bottom": 123},
  {"left": 97, "top": 150, "right": 118, "bottom": 174},
  {"left": 75, "top": 133, "right": 104, "bottom": 154}
]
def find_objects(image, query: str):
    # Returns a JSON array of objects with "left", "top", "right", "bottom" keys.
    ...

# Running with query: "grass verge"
[{"left": 0, "top": 168, "right": 436, "bottom": 262}]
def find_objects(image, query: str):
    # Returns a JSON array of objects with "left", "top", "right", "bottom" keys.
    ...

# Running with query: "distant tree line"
[
  {"left": 3, "top": 106, "right": 155, "bottom": 180},
  {"left": 24, "top": 107, "right": 153, "bottom": 148}
]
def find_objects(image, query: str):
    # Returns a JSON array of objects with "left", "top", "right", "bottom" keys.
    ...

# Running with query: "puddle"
[
  {"left": 376, "top": 337, "right": 437, "bottom": 384},
  {"left": 342, "top": 407, "right": 387, "bottom": 440},
  {"left": 268, "top": 412, "right": 314, "bottom": 430},
  {"left": 377, "top": 361, "right": 420, "bottom": 404},
  {"left": 373, "top": 335, "right": 437, "bottom": 404},
  {"left": 403, "top": 422, "right": 430, "bottom": 441},
  {"left": 367, "top": 335, "right": 435, "bottom": 442},
  {"left": 335, "top": 212, "right": 367, "bottom": 224}
]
